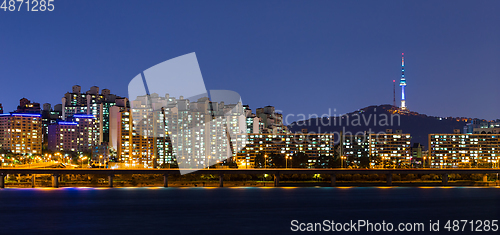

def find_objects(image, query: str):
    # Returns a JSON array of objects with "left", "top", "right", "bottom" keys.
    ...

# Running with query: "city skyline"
[
  {"left": 1, "top": 0, "right": 499, "bottom": 121},
  {"left": 1, "top": 2, "right": 498, "bottom": 234},
  {"left": 1, "top": 82, "right": 498, "bottom": 123},
  {"left": 1, "top": 1, "right": 499, "bottom": 170}
]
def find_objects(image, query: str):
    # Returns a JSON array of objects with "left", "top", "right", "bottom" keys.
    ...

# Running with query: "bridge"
[{"left": 1, "top": 168, "right": 499, "bottom": 188}]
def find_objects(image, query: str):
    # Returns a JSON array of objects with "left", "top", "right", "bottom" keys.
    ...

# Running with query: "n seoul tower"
[{"left": 400, "top": 53, "right": 407, "bottom": 110}]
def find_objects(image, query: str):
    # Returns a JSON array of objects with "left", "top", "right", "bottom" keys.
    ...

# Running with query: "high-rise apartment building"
[
  {"left": 110, "top": 100, "right": 168, "bottom": 168},
  {"left": 0, "top": 113, "right": 42, "bottom": 155},
  {"left": 110, "top": 93, "right": 247, "bottom": 169},
  {"left": 243, "top": 105, "right": 263, "bottom": 134},
  {"left": 369, "top": 131, "right": 412, "bottom": 168},
  {"left": 16, "top": 98, "right": 41, "bottom": 113},
  {"left": 428, "top": 134, "right": 500, "bottom": 168},
  {"left": 256, "top": 106, "right": 288, "bottom": 134},
  {"left": 41, "top": 103, "right": 63, "bottom": 146},
  {"left": 47, "top": 114, "right": 98, "bottom": 153},
  {"left": 236, "top": 133, "right": 335, "bottom": 167},
  {"left": 61, "top": 85, "right": 128, "bottom": 144},
  {"left": 341, "top": 132, "right": 370, "bottom": 168},
  {"left": 463, "top": 119, "right": 500, "bottom": 135}
]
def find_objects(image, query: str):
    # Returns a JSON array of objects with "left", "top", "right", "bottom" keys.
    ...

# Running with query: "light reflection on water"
[{"left": 1, "top": 185, "right": 499, "bottom": 190}]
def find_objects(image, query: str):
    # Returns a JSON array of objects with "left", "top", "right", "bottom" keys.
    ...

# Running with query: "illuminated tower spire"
[{"left": 400, "top": 53, "right": 407, "bottom": 110}]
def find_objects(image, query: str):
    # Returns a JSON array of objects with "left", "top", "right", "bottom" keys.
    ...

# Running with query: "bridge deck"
[{"left": 1, "top": 168, "right": 499, "bottom": 175}]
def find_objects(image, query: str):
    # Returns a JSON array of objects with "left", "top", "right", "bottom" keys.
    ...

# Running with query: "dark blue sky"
[{"left": 1, "top": 0, "right": 499, "bottom": 122}]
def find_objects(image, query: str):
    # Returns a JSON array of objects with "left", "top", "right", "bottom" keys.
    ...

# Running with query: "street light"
[
  {"left": 264, "top": 155, "right": 267, "bottom": 169},
  {"left": 246, "top": 154, "right": 249, "bottom": 169},
  {"left": 80, "top": 156, "right": 88, "bottom": 168},
  {"left": 55, "top": 152, "right": 61, "bottom": 163},
  {"left": 496, "top": 157, "right": 499, "bottom": 181},
  {"left": 285, "top": 154, "right": 289, "bottom": 169}
]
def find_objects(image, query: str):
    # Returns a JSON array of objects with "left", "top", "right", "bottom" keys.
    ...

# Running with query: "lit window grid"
[{"left": 428, "top": 134, "right": 500, "bottom": 168}]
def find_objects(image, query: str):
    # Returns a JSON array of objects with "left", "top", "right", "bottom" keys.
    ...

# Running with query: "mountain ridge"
[{"left": 287, "top": 104, "right": 481, "bottom": 148}]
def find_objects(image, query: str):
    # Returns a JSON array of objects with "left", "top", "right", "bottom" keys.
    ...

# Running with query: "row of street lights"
[{"left": 263, "top": 154, "right": 293, "bottom": 168}]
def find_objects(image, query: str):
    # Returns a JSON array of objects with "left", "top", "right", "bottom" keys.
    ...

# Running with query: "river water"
[{"left": 0, "top": 187, "right": 498, "bottom": 234}]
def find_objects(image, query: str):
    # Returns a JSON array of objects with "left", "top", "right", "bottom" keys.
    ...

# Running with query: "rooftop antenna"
[{"left": 393, "top": 80, "right": 396, "bottom": 108}]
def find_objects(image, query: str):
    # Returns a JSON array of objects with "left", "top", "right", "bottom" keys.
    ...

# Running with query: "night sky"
[{"left": 1, "top": 0, "right": 499, "bottom": 122}]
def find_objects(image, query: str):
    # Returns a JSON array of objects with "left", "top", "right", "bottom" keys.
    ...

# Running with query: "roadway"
[
  {"left": 1, "top": 168, "right": 500, "bottom": 175},
  {"left": 1, "top": 168, "right": 499, "bottom": 188}
]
